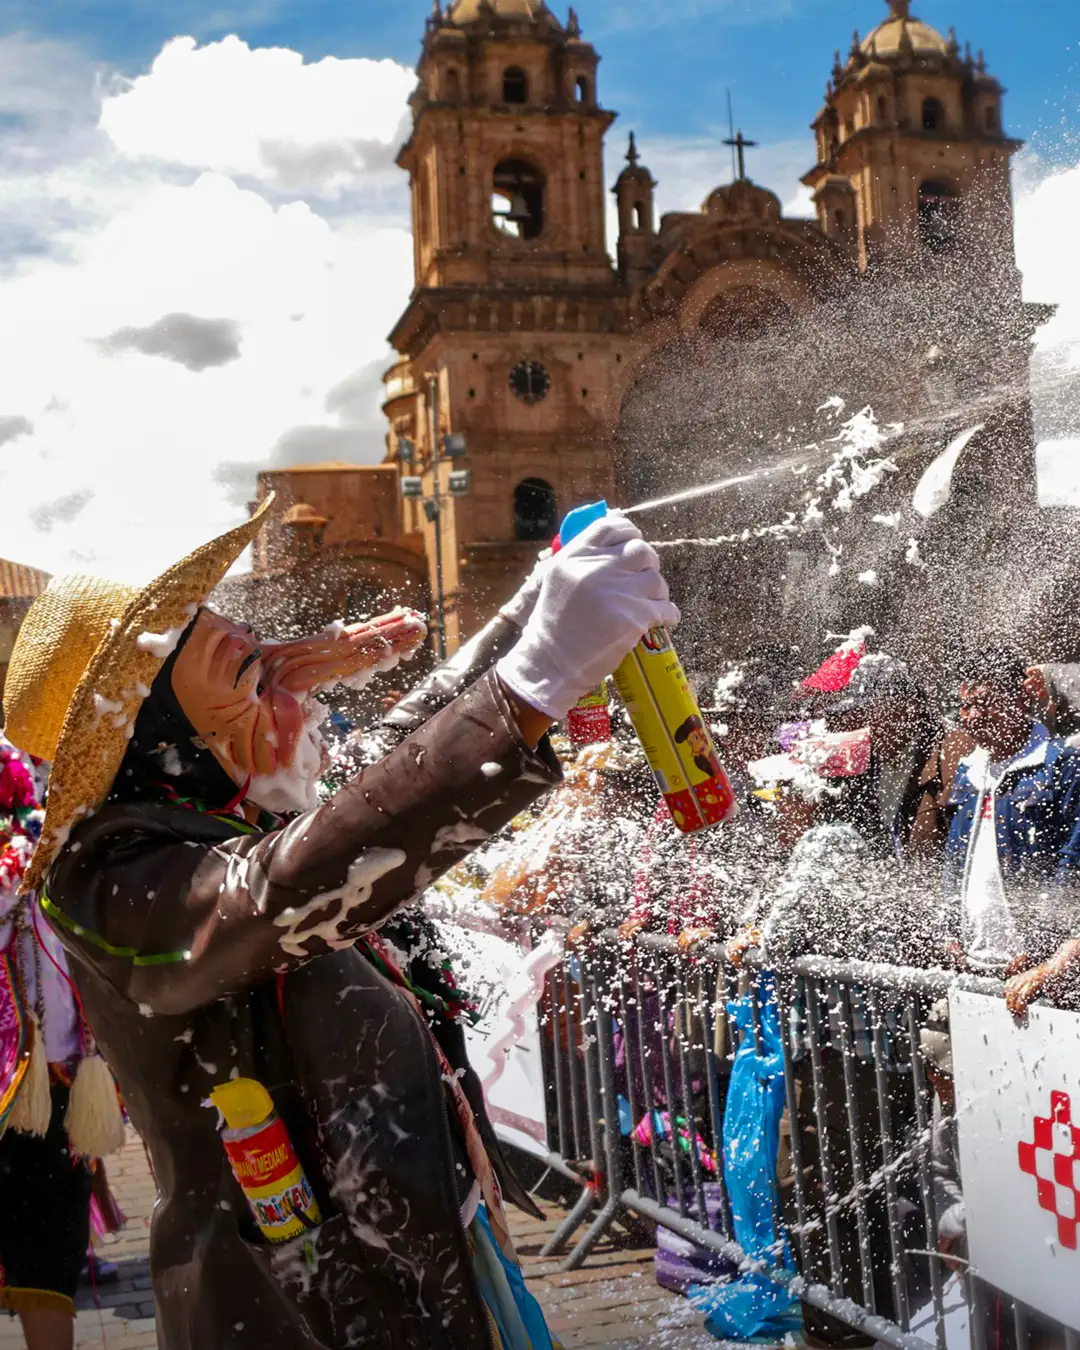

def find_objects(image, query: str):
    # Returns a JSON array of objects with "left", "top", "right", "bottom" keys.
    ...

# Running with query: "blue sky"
[
  {"left": 0, "top": 0, "right": 1078, "bottom": 576},
  {"left": 3, "top": 0, "right": 1077, "bottom": 172}
]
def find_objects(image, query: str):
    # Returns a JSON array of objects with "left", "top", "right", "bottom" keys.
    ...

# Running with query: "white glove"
[
  {"left": 496, "top": 513, "right": 679, "bottom": 720},
  {"left": 499, "top": 549, "right": 553, "bottom": 629}
]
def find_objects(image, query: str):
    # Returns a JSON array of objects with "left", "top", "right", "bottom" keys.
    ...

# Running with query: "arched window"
[
  {"left": 513, "top": 479, "right": 557, "bottom": 541},
  {"left": 918, "top": 180, "right": 961, "bottom": 254},
  {"left": 877, "top": 96, "right": 887, "bottom": 123},
  {"left": 985, "top": 104, "right": 999, "bottom": 133},
  {"left": 822, "top": 107, "right": 840, "bottom": 161},
  {"left": 444, "top": 68, "right": 460, "bottom": 100},
  {"left": 491, "top": 159, "right": 545, "bottom": 240},
  {"left": 503, "top": 67, "right": 528, "bottom": 104},
  {"left": 416, "top": 172, "right": 432, "bottom": 239},
  {"left": 575, "top": 76, "right": 590, "bottom": 103},
  {"left": 632, "top": 202, "right": 646, "bottom": 231},
  {"left": 833, "top": 209, "right": 846, "bottom": 234},
  {"left": 922, "top": 97, "right": 946, "bottom": 132}
]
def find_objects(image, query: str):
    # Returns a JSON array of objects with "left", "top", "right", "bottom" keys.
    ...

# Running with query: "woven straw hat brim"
[{"left": 20, "top": 501, "right": 273, "bottom": 893}]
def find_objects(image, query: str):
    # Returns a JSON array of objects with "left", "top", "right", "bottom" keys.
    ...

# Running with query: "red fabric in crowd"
[
  {"left": 800, "top": 642, "right": 866, "bottom": 693},
  {"left": 0, "top": 751, "right": 34, "bottom": 818}
]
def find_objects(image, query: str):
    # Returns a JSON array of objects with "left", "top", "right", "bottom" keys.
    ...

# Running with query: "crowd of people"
[
  {"left": 472, "top": 628, "right": 1080, "bottom": 1347},
  {"left": 0, "top": 737, "right": 126, "bottom": 1350},
  {"left": 503, "top": 632, "right": 1080, "bottom": 1008},
  {"left": 0, "top": 495, "right": 1077, "bottom": 1349}
]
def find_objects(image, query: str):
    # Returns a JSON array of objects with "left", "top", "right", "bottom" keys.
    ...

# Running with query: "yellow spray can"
[
  {"left": 211, "top": 1078, "right": 322, "bottom": 1244},
  {"left": 555, "top": 502, "right": 737, "bottom": 834}
]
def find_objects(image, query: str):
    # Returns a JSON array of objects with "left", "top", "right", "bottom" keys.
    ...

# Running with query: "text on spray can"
[
  {"left": 612, "top": 627, "right": 737, "bottom": 833},
  {"left": 211, "top": 1078, "right": 322, "bottom": 1245}
]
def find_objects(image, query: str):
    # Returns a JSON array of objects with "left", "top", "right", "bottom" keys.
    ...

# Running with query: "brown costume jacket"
[{"left": 43, "top": 671, "right": 560, "bottom": 1350}]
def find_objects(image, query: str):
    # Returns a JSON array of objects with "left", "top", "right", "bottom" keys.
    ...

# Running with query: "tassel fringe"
[
  {"left": 9, "top": 1012, "right": 51, "bottom": 1137},
  {"left": 66, "top": 1053, "right": 125, "bottom": 1158}
]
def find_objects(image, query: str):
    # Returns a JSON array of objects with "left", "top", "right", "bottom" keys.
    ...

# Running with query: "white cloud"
[
  {"left": 0, "top": 35, "right": 151, "bottom": 261},
  {"left": 98, "top": 313, "right": 243, "bottom": 371},
  {"left": 99, "top": 36, "right": 415, "bottom": 195},
  {"left": 0, "top": 34, "right": 93, "bottom": 124},
  {"left": 1037, "top": 440, "right": 1080, "bottom": 508},
  {"left": 1016, "top": 156, "right": 1080, "bottom": 355},
  {"left": 1014, "top": 154, "right": 1080, "bottom": 478},
  {"left": 0, "top": 35, "right": 415, "bottom": 583}
]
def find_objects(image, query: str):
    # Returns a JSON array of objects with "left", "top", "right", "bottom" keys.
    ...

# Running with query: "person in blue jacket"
[{"left": 945, "top": 646, "right": 1080, "bottom": 976}]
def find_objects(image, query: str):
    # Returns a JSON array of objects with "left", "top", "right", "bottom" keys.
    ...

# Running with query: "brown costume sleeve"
[
  {"left": 380, "top": 614, "right": 523, "bottom": 739},
  {"left": 46, "top": 672, "right": 561, "bottom": 1016}
]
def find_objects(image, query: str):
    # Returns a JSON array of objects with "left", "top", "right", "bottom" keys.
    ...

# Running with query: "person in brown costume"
[{"left": 1, "top": 502, "right": 677, "bottom": 1350}]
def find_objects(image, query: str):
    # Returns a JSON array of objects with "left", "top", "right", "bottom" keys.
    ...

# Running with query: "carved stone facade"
[
  {"left": 381, "top": 0, "right": 1044, "bottom": 654},
  {"left": 804, "top": 1, "right": 1017, "bottom": 273},
  {"left": 220, "top": 463, "right": 429, "bottom": 641}
]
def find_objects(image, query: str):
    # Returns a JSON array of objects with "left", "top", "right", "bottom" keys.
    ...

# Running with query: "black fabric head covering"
[{"left": 108, "top": 611, "right": 246, "bottom": 810}]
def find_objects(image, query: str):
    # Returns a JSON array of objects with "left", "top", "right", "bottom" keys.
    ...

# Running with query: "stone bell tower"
[
  {"left": 803, "top": 0, "right": 1019, "bottom": 277},
  {"left": 386, "top": 0, "right": 627, "bottom": 651},
  {"left": 801, "top": 0, "right": 1046, "bottom": 522}
]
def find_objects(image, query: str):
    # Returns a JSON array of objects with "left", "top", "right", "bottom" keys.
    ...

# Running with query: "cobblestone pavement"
[
  {"left": 0, "top": 1128, "right": 717, "bottom": 1349},
  {"left": 0, "top": 1130, "right": 158, "bottom": 1349}
]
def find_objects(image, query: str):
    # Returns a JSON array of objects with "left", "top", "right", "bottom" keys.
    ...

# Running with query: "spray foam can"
[
  {"left": 556, "top": 501, "right": 737, "bottom": 834},
  {"left": 211, "top": 1078, "right": 322, "bottom": 1244},
  {"left": 566, "top": 680, "right": 612, "bottom": 746}
]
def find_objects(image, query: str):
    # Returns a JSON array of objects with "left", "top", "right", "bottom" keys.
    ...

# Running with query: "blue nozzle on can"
[{"left": 554, "top": 500, "right": 608, "bottom": 551}]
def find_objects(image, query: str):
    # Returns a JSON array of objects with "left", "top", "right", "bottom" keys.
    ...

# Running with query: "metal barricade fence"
[
  {"left": 530, "top": 929, "right": 1080, "bottom": 1350},
  {"left": 533, "top": 949, "right": 614, "bottom": 1254}
]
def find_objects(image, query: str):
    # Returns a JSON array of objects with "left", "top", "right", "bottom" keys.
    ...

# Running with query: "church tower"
[
  {"left": 803, "top": 0, "right": 1019, "bottom": 277},
  {"left": 613, "top": 132, "right": 658, "bottom": 289},
  {"left": 802, "top": 0, "right": 1050, "bottom": 526},
  {"left": 386, "top": 0, "right": 626, "bottom": 651}
]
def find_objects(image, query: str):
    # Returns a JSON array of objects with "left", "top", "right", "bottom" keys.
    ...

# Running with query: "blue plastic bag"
[{"left": 690, "top": 975, "right": 802, "bottom": 1342}]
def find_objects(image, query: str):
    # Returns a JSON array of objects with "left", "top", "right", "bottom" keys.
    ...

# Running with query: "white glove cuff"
[
  {"left": 498, "top": 592, "right": 532, "bottom": 630},
  {"left": 495, "top": 649, "right": 574, "bottom": 722}
]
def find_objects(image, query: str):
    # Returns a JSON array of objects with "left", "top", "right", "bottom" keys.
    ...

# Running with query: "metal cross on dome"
[{"left": 723, "top": 129, "right": 758, "bottom": 183}]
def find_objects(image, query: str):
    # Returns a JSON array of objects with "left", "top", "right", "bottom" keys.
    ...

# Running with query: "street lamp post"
[
  {"left": 398, "top": 373, "right": 469, "bottom": 662},
  {"left": 426, "top": 374, "right": 448, "bottom": 660}
]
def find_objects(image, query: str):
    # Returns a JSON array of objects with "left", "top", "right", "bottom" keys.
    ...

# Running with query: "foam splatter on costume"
[{"left": 3, "top": 509, "right": 566, "bottom": 1350}]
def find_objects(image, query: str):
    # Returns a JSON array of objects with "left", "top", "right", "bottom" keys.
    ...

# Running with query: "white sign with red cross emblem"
[{"left": 951, "top": 990, "right": 1080, "bottom": 1330}]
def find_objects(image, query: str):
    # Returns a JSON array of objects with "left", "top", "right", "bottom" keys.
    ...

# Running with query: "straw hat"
[{"left": 2, "top": 500, "right": 273, "bottom": 892}]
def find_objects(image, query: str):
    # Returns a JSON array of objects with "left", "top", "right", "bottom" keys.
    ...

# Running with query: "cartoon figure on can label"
[
  {"left": 639, "top": 629, "right": 668, "bottom": 654},
  {"left": 674, "top": 714, "right": 723, "bottom": 780}
]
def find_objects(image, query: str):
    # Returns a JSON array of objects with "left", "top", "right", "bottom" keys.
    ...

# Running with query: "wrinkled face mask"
[{"left": 170, "top": 607, "right": 427, "bottom": 813}]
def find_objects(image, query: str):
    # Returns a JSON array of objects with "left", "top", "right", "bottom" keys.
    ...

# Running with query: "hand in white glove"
[
  {"left": 499, "top": 549, "right": 553, "bottom": 629},
  {"left": 496, "top": 513, "right": 679, "bottom": 721}
]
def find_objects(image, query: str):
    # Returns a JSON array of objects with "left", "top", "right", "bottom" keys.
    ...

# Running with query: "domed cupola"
[{"left": 803, "top": 0, "right": 1017, "bottom": 272}]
